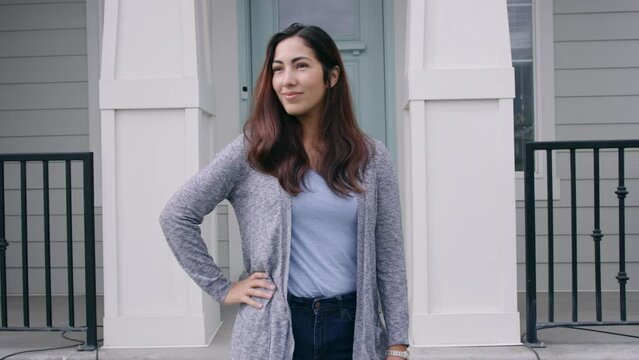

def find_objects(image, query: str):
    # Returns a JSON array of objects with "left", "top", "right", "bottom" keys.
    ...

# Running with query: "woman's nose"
[{"left": 282, "top": 69, "right": 296, "bottom": 86}]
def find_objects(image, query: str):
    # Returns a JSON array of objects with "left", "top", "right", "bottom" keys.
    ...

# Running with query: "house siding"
[
  {"left": 0, "top": 0, "right": 104, "bottom": 295},
  {"left": 516, "top": 0, "right": 639, "bottom": 292}
]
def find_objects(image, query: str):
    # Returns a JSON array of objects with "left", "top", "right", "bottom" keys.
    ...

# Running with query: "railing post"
[
  {"left": 79, "top": 154, "right": 98, "bottom": 350},
  {"left": 615, "top": 148, "right": 629, "bottom": 321},
  {"left": 545, "top": 150, "right": 555, "bottom": 323},
  {"left": 591, "top": 149, "right": 603, "bottom": 321},
  {"left": 43, "top": 160, "right": 53, "bottom": 327},
  {"left": 65, "top": 160, "right": 75, "bottom": 327},
  {"left": 524, "top": 143, "right": 540, "bottom": 345},
  {"left": 569, "top": 149, "right": 578, "bottom": 322},
  {"left": 0, "top": 161, "right": 7, "bottom": 327},
  {"left": 20, "top": 161, "right": 29, "bottom": 327}
]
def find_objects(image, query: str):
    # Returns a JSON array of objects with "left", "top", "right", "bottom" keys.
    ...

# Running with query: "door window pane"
[
  {"left": 278, "top": 0, "right": 355, "bottom": 36},
  {"left": 508, "top": 0, "right": 534, "bottom": 171}
]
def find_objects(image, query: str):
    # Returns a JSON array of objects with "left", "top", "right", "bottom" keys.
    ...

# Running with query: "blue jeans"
[{"left": 287, "top": 292, "right": 357, "bottom": 360}]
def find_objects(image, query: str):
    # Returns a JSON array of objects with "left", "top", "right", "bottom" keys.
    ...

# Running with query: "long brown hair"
[{"left": 244, "top": 23, "right": 371, "bottom": 196}]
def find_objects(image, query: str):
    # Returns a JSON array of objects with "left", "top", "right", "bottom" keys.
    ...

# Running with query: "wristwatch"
[{"left": 386, "top": 349, "right": 410, "bottom": 359}]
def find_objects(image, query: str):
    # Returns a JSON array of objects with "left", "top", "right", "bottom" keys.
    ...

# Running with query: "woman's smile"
[{"left": 281, "top": 91, "right": 303, "bottom": 100}]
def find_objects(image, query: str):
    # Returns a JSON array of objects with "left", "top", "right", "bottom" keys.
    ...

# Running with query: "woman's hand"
[{"left": 223, "top": 272, "right": 276, "bottom": 309}]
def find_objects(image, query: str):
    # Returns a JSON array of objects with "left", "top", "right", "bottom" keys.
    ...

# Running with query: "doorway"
[{"left": 247, "top": 0, "right": 389, "bottom": 144}]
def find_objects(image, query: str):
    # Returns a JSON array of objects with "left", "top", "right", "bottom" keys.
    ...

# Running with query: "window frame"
[{"left": 514, "top": 0, "right": 559, "bottom": 201}]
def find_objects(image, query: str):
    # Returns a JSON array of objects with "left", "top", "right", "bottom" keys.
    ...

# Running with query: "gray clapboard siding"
[
  {"left": 5, "top": 215, "right": 88, "bottom": 243},
  {"left": 556, "top": 97, "right": 639, "bottom": 124},
  {"left": 556, "top": 69, "right": 639, "bottom": 97},
  {"left": 2, "top": 161, "right": 85, "bottom": 189},
  {"left": 0, "top": 83, "right": 88, "bottom": 110},
  {"left": 551, "top": 179, "right": 637, "bottom": 208},
  {"left": 516, "top": 2, "right": 639, "bottom": 293},
  {"left": 555, "top": 40, "right": 639, "bottom": 69},
  {"left": 0, "top": 109, "right": 89, "bottom": 136},
  {"left": 3, "top": 189, "right": 86, "bottom": 217},
  {"left": 516, "top": 234, "right": 639, "bottom": 264},
  {"left": 0, "top": 2, "right": 86, "bottom": 31},
  {"left": 5, "top": 268, "right": 104, "bottom": 295},
  {"left": 517, "top": 263, "right": 639, "bottom": 292},
  {"left": 556, "top": 123, "right": 639, "bottom": 140},
  {"left": 0, "top": 56, "right": 88, "bottom": 84},
  {"left": 515, "top": 206, "right": 639, "bottom": 236},
  {"left": 216, "top": 205, "right": 230, "bottom": 280},
  {"left": 554, "top": 12, "right": 639, "bottom": 42},
  {"left": 0, "top": 0, "right": 100, "bottom": 296},
  {"left": 0, "top": 135, "right": 89, "bottom": 153},
  {"left": 555, "top": 0, "right": 639, "bottom": 14},
  {"left": 553, "top": 150, "right": 639, "bottom": 179},
  {"left": 4, "top": 241, "right": 104, "bottom": 268},
  {"left": 0, "top": 0, "right": 84, "bottom": 4},
  {"left": 0, "top": 29, "right": 87, "bottom": 57}
]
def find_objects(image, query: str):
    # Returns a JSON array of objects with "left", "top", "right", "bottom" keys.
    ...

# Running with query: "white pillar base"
[
  {"left": 411, "top": 312, "right": 521, "bottom": 347},
  {"left": 103, "top": 313, "right": 222, "bottom": 348}
]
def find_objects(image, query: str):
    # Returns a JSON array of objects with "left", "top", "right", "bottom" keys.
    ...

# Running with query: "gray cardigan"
[{"left": 159, "top": 135, "right": 409, "bottom": 359}]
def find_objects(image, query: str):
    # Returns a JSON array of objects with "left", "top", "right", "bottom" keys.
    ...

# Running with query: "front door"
[{"left": 249, "top": 0, "right": 388, "bottom": 144}]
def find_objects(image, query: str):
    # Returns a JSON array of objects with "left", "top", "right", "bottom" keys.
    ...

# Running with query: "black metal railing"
[
  {"left": 524, "top": 140, "right": 639, "bottom": 345},
  {"left": 0, "top": 153, "right": 97, "bottom": 350}
]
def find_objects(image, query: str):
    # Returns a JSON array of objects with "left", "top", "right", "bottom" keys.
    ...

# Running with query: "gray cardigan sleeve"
[
  {"left": 159, "top": 136, "right": 245, "bottom": 304},
  {"left": 374, "top": 142, "right": 410, "bottom": 346}
]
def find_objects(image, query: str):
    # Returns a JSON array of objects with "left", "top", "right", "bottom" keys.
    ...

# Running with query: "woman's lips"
[{"left": 282, "top": 92, "right": 302, "bottom": 100}]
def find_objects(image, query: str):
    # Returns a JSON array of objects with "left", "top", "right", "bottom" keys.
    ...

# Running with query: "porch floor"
[{"left": 0, "top": 292, "right": 638, "bottom": 359}]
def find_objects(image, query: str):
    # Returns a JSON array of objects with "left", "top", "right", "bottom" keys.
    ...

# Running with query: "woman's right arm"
[{"left": 159, "top": 136, "right": 245, "bottom": 304}]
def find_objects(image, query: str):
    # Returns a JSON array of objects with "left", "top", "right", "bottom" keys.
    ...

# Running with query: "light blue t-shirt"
[{"left": 287, "top": 170, "right": 358, "bottom": 298}]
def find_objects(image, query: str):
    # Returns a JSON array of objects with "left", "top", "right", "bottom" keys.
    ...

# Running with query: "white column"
[
  {"left": 401, "top": 0, "right": 521, "bottom": 346},
  {"left": 100, "top": 0, "right": 220, "bottom": 347}
]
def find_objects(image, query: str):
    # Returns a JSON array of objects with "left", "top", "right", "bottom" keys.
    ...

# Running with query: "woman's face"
[{"left": 271, "top": 36, "right": 338, "bottom": 123}]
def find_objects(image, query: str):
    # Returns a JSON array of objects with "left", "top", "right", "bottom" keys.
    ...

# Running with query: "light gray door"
[{"left": 249, "top": 0, "right": 387, "bottom": 144}]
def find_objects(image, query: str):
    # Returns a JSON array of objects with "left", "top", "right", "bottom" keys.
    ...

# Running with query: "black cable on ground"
[
  {"left": 0, "top": 325, "right": 104, "bottom": 360},
  {"left": 521, "top": 325, "right": 639, "bottom": 360},
  {"left": 561, "top": 325, "right": 639, "bottom": 340},
  {"left": 520, "top": 333, "right": 542, "bottom": 360},
  {"left": 0, "top": 340, "right": 79, "bottom": 360}
]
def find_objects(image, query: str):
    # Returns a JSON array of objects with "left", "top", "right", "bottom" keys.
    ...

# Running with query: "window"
[
  {"left": 278, "top": 0, "right": 355, "bottom": 36},
  {"left": 507, "top": 0, "right": 534, "bottom": 171}
]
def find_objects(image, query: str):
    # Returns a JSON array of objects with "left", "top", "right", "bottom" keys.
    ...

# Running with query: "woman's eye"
[
  {"left": 272, "top": 66, "right": 283, "bottom": 72},
  {"left": 296, "top": 63, "right": 308, "bottom": 69}
]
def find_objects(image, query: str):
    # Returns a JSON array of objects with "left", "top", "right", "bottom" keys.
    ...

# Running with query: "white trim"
[
  {"left": 410, "top": 312, "right": 521, "bottom": 347},
  {"left": 406, "top": 0, "right": 425, "bottom": 69},
  {"left": 383, "top": 0, "right": 397, "bottom": 160},
  {"left": 514, "top": 0, "right": 558, "bottom": 201},
  {"left": 103, "top": 314, "right": 217, "bottom": 348},
  {"left": 533, "top": 0, "right": 557, "bottom": 155},
  {"left": 407, "top": 100, "right": 428, "bottom": 314},
  {"left": 99, "top": 0, "right": 118, "bottom": 80},
  {"left": 99, "top": 78, "right": 215, "bottom": 113},
  {"left": 407, "top": 68, "right": 515, "bottom": 100},
  {"left": 87, "top": 0, "right": 103, "bottom": 206},
  {"left": 100, "top": 109, "right": 118, "bottom": 319}
]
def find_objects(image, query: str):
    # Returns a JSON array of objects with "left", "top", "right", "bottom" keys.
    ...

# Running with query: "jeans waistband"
[{"left": 287, "top": 292, "right": 356, "bottom": 313}]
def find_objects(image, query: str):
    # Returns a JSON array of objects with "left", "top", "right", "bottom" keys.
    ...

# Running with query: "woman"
[{"left": 160, "top": 23, "right": 409, "bottom": 360}]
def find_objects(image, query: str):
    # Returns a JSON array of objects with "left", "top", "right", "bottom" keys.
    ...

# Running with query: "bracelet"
[{"left": 386, "top": 349, "right": 410, "bottom": 359}]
